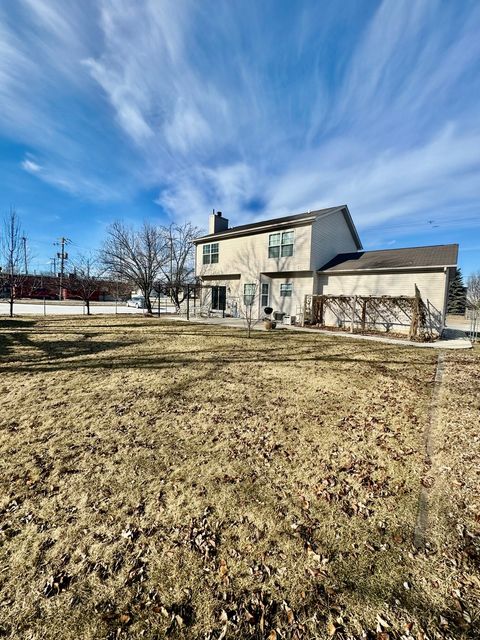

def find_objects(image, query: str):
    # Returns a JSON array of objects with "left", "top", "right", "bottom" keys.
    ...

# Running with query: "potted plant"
[{"left": 263, "top": 306, "right": 276, "bottom": 330}]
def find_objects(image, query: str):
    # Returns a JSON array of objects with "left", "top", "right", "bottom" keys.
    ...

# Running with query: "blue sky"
[{"left": 1, "top": 0, "right": 479, "bottom": 275}]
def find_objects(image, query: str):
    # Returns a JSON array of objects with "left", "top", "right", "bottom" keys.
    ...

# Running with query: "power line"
[{"left": 362, "top": 215, "right": 480, "bottom": 234}]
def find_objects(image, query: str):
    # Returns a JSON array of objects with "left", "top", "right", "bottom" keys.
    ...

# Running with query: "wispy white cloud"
[
  {"left": 151, "top": 0, "right": 480, "bottom": 236},
  {"left": 82, "top": 0, "right": 226, "bottom": 154},
  {"left": 20, "top": 152, "right": 119, "bottom": 201},
  {"left": 21, "top": 158, "right": 42, "bottom": 173},
  {"left": 0, "top": 0, "right": 133, "bottom": 201},
  {"left": 0, "top": 0, "right": 479, "bottom": 248},
  {"left": 83, "top": 56, "right": 155, "bottom": 144},
  {"left": 156, "top": 162, "right": 262, "bottom": 227},
  {"left": 163, "top": 101, "right": 211, "bottom": 155},
  {"left": 265, "top": 124, "right": 480, "bottom": 225}
]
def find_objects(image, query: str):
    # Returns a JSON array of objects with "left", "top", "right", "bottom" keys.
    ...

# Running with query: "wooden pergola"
[{"left": 303, "top": 286, "right": 433, "bottom": 341}]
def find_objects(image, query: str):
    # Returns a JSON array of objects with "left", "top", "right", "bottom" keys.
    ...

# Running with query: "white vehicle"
[{"left": 126, "top": 295, "right": 146, "bottom": 308}]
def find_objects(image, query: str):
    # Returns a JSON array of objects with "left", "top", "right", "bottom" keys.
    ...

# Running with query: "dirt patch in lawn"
[{"left": 0, "top": 316, "right": 478, "bottom": 639}]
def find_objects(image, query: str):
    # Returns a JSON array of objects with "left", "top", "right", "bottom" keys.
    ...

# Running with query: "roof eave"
[
  {"left": 192, "top": 215, "right": 319, "bottom": 243},
  {"left": 341, "top": 204, "right": 363, "bottom": 250},
  {"left": 317, "top": 264, "right": 457, "bottom": 274}
]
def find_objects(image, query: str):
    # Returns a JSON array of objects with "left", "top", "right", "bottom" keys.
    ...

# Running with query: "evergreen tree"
[{"left": 447, "top": 268, "right": 467, "bottom": 314}]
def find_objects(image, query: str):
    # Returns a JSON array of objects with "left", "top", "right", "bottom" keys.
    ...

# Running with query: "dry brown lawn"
[{"left": 0, "top": 317, "right": 478, "bottom": 639}]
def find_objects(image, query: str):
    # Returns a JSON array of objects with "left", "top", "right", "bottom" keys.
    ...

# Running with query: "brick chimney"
[{"left": 209, "top": 209, "right": 229, "bottom": 234}]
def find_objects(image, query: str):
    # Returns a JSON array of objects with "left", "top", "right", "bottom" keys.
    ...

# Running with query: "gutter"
[
  {"left": 317, "top": 264, "right": 457, "bottom": 274},
  {"left": 192, "top": 216, "right": 318, "bottom": 244}
]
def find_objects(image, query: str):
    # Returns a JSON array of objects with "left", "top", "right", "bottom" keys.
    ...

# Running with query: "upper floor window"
[
  {"left": 203, "top": 243, "right": 219, "bottom": 264},
  {"left": 268, "top": 231, "right": 294, "bottom": 258}
]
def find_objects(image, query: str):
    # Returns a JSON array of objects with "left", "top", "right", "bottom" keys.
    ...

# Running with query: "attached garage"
[{"left": 316, "top": 245, "right": 458, "bottom": 333}]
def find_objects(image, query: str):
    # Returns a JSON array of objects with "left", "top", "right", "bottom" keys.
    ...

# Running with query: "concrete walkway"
[{"left": 166, "top": 315, "right": 473, "bottom": 349}]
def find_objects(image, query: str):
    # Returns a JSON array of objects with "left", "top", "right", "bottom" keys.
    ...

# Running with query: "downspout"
[
  {"left": 442, "top": 266, "right": 449, "bottom": 330},
  {"left": 258, "top": 275, "right": 262, "bottom": 320}
]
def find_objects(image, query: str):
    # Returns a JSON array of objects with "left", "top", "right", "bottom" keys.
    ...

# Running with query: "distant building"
[{"left": 8, "top": 274, "right": 130, "bottom": 301}]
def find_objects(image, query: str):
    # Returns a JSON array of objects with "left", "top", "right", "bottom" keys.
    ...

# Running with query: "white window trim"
[
  {"left": 261, "top": 282, "right": 269, "bottom": 308},
  {"left": 268, "top": 230, "right": 295, "bottom": 259},
  {"left": 243, "top": 283, "right": 256, "bottom": 306},
  {"left": 202, "top": 242, "right": 219, "bottom": 265},
  {"left": 280, "top": 283, "right": 293, "bottom": 297}
]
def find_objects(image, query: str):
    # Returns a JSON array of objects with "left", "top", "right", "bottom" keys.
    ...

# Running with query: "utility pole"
[
  {"left": 51, "top": 256, "right": 57, "bottom": 275},
  {"left": 21, "top": 236, "right": 28, "bottom": 274},
  {"left": 54, "top": 237, "right": 71, "bottom": 300}
]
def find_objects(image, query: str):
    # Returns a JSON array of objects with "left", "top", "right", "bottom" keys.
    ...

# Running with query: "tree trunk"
[
  {"left": 9, "top": 294, "right": 13, "bottom": 318},
  {"left": 173, "top": 287, "right": 186, "bottom": 310},
  {"left": 361, "top": 300, "right": 367, "bottom": 330},
  {"left": 86, "top": 300, "right": 90, "bottom": 315},
  {"left": 246, "top": 311, "right": 253, "bottom": 337}
]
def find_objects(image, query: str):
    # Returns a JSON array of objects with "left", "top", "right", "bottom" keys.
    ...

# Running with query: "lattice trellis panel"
[{"left": 304, "top": 289, "right": 434, "bottom": 341}]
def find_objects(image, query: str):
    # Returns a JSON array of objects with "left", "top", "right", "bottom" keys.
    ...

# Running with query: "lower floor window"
[
  {"left": 280, "top": 283, "right": 292, "bottom": 297},
  {"left": 261, "top": 283, "right": 269, "bottom": 308},
  {"left": 243, "top": 283, "right": 256, "bottom": 306}
]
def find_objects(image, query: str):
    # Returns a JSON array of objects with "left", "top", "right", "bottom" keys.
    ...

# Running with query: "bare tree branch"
[
  {"left": 69, "top": 253, "right": 106, "bottom": 315},
  {"left": 467, "top": 272, "right": 480, "bottom": 309},
  {"left": 1, "top": 208, "right": 25, "bottom": 317},
  {"left": 156, "top": 222, "right": 201, "bottom": 311},
  {"left": 239, "top": 280, "right": 261, "bottom": 338},
  {"left": 101, "top": 221, "right": 166, "bottom": 314}
]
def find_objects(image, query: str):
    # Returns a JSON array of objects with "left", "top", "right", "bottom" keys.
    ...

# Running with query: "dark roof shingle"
[
  {"left": 319, "top": 244, "right": 458, "bottom": 272},
  {"left": 193, "top": 206, "right": 355, "bottom": 242}
]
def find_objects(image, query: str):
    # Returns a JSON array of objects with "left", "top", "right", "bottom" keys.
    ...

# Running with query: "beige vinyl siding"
[
  {"left": 196, "top": 223, "right": 313, "bottom": 279},
  {"left": 197, "top": 276, "right": 242, "bottom": 316},
  {"left": 198, "top": 274, "right": 314, "bottom": 319},
  {"left": 310, "top": 209, "right": 359, "bottom": 271},
  {"left": 267, "top": 274, "right": 314, "bottom": 318},
  {"left": 317, "top": 269, "right": 449, "bottom": 330}
]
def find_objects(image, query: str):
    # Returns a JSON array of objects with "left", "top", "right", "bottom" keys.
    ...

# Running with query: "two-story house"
[{"left": 193, "top": 205, "right": 457, "bottom": 326}]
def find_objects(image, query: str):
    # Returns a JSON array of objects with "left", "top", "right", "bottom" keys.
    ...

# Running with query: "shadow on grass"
[
  {"left": 0, "top": 319, "right": 37, "bottom": 329},
  {"left": 1, "top": 348, "right": 434, "bottom": 375},
  {"left": 0, "top": 324, "right": 140, "bottom": 365},
  {"left": 0, "top": 317, "right": 435, "bottom": 379},
  {"left": 0, "top": 320, "right": 38, "bottom": 358},
  {"left": 294, "top": 562, "right": 473, "bottom": 638}
]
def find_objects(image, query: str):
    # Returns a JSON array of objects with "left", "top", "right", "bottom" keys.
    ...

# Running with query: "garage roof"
[{"left": 319, "top": 244, "right": 458, "bottom": 272}]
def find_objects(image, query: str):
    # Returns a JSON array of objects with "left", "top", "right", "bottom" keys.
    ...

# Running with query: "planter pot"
[{"left": 264, "top": 320, "right": 276, "bottom": 330}]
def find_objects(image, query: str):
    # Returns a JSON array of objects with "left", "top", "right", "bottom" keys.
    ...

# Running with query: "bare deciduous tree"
[
  {"left": 157, "top": 222, "right": 201, "bottom": 311},
  {"left": 240, "top": 280, "right": 260, "bottom": 338},
  {"left": 102, "top": 221, "right": 165, "bottom": 315},
  {"left": 69, "top": 253, "right": 105, "bottom": 315},
  {"left": 1, "top": 208, "right": 25, "bottom": 318},
  {"left": 467, "top": 272, "right": 480, "bottom": 309}
]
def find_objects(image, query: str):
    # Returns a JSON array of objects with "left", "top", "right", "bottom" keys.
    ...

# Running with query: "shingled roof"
[
  {"left": 193, "top": 205, "right": 362, "bottom": 248},
  {"left": 319, "top": 244, "right": 458, "bottom": 272}
]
